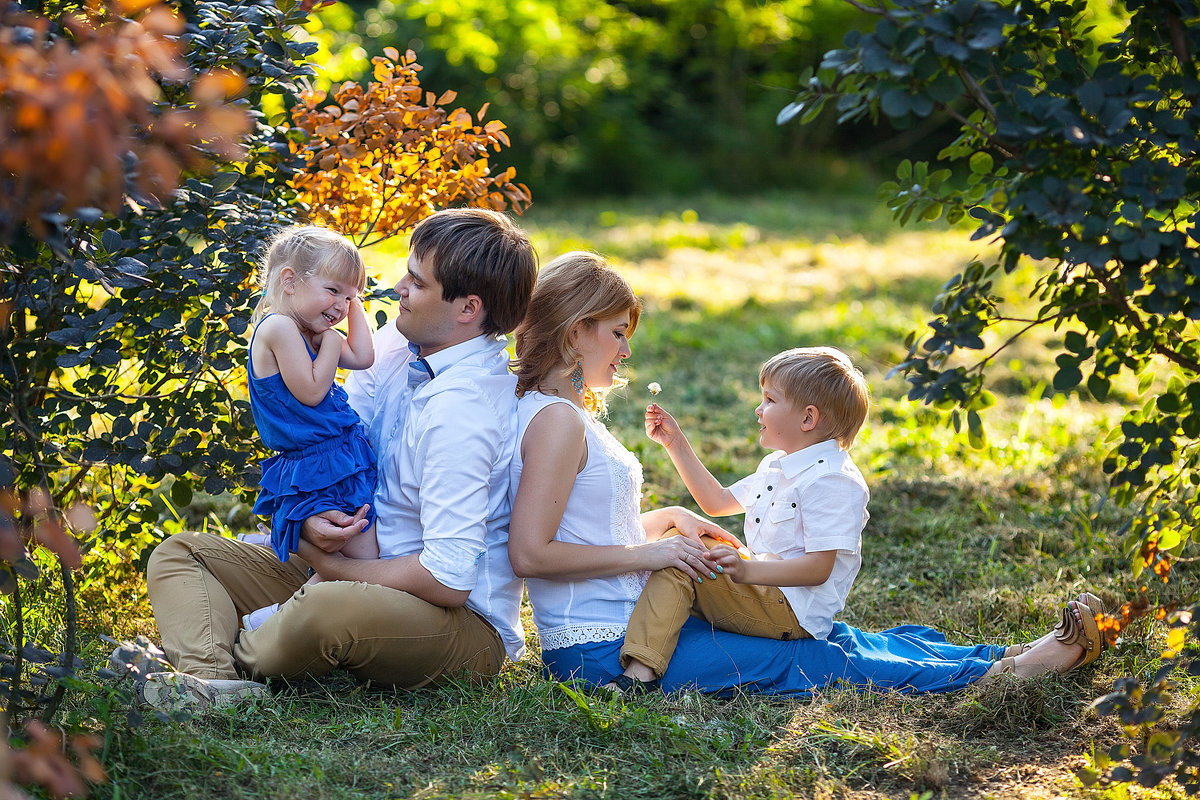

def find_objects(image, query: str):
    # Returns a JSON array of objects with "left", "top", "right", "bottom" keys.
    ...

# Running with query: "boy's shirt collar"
[{"left": 773, "top": 438, "right": 842, "bottom": 479}]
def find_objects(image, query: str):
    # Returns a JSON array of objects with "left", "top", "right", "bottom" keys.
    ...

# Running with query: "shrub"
[{"left": 780, "top": 0, "right": 1199, "bottom": 789}]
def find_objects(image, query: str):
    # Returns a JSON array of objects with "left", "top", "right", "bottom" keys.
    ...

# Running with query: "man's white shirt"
[{"left": 345, "top": 321, "right": 525, "bottom": 659}]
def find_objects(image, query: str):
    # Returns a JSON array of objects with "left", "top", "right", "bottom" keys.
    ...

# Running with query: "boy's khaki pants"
[
  {"left": 146, "top": 531, "right": 504, "bottom": 688},
  {"left": 620, "top": 533, "right": 809, "bottom": 678}
]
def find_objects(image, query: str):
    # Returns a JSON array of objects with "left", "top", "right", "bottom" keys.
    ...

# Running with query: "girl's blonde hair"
[
  {"left": 513, "top": 251, "right": 641, "bottom": 417},
  {"left": 252, "top": 226, "right": 366, "bottom": 323}
]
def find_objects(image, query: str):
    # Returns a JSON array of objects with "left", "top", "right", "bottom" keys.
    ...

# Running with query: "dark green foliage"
[
  {"left": 316, "top": 0, "right": 870, "bottom": 197},
  {"left": 0, "top": 0, "right": 316, "bottom": 719},
  {"left": 781, "top": 0, "right": 1199, "bottom": 789}
]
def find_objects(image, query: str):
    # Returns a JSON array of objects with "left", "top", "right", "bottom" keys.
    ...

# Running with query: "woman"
[{"left": 507, "top": 251, "right": 1103, "bottom": 694}]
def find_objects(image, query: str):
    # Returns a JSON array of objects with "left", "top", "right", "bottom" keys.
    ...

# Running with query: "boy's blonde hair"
[
  {"left": 513, "top": 251, "right": 641, "bottom": 417},
  {"left": 253, "top": 226, "right": 366, "bottom": 323},
  {"left": 760, "top": 347, "right": 869, "bottom": 449}
]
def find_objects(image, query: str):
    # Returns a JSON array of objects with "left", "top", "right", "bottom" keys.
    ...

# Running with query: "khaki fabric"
[
  {"left": 146, "top": 532, "right": 504, "bottom": 688},
  {"left": 620, "top": 532, "right": 809, "bottom": 678}
]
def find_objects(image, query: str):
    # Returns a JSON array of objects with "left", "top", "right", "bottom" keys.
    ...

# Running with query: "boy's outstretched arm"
[{"left": 645, "top": 403, "right": 741, "bottom": 516}]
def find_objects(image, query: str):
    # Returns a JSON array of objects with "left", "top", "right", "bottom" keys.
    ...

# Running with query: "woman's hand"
[
  {"left": 635, "top": 535, "right": 711, "bottom": 580},
  {"left": 670, "top": 508, "right": 737, "bottom": 546},
  {"left": 644, "top": 403, "right": 682, "bottom": 448}
]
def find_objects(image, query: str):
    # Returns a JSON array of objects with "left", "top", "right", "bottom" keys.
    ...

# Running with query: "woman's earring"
[{"left": 570, "top": 362, "right": 584, "bottom": 394}]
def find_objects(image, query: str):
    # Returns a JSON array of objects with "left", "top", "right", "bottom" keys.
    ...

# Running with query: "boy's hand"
[
  {"left": 644, "top": 403, "right": 682, "bottom": 448},
  {"left": 706, "top": 544, "right": 750, "bottom": 582}
]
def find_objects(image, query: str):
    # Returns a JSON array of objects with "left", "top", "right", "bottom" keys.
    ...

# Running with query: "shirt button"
[
  {"left": 767, "top": 485, "right": 773, "bottom": 491},
  {"left": 791, "top": 502, "right": 797, "bottom": 508},
  {"left": 818, "top": 460, "right": 824, "bottom": 464},
  {"left": 755, "top": 518, "right": 760, "bottom": 523}
]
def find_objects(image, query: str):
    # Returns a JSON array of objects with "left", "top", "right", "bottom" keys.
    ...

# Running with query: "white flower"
[{"left": 647, "top": 382, "right": 662, "bottom": 395}]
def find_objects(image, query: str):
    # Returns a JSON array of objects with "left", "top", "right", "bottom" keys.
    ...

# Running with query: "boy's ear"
[
  {"left": 456, "top": 293, "right": 484, "bottom": 325},
  {"left": 800, "top": 405, "right": 820, "bottom": 432}
]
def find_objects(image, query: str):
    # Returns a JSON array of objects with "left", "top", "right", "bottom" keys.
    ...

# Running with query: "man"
[{"left": 133, "top": 209, "right": 537, "bottom": 710}]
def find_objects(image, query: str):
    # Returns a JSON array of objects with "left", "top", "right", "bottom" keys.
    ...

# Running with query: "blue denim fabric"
[{"left": 542, "top": 618, "right": 1001, "bottom": 696}]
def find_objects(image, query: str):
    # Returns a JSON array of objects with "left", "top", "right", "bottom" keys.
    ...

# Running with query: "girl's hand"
[
  {"left": 706, "top": 544, "right": 749, "bottom": 582},
  {"left": 637, "top": 535, "right": 711, "bottom": 580},
  {"left": 644, "top": 403, "right": 682, "bottom": 448}
]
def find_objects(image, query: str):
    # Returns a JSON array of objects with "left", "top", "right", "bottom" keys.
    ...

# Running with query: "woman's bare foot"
[
  {"left": 1008, "top": 635, "right": 1085, "bottom": 676},
  {"left": 980, "top": 600, "right": 1102, "bottom": 684}
]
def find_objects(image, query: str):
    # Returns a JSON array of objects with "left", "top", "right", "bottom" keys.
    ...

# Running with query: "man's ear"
[
  {"left": 801, "top": 405, "right": 821, "bottom": 432},
  {"left": 457, "top": 294, "right": 484, "bottom": 325}
]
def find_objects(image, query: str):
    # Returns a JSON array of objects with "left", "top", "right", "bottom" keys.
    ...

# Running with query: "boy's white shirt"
[
  {"left": 728, "top": 438, "right": 869, "bottom": 640},
  {"left": 343, "top": 320, "right": 525, "bottom": 660}
]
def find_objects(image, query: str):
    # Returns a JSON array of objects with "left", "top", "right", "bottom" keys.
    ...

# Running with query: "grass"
[{"left": 73, "top": 190, "right": 1195, "bottom": 799}]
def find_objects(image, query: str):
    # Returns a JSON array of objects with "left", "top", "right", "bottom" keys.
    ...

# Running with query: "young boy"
[{"left": 608, "top": 346, "right": 870, "bottom": 692}]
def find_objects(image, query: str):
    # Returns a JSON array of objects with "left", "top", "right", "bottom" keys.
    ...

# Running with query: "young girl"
[{"left": 242, "top": 225, "right": 380, "bottom": 630}]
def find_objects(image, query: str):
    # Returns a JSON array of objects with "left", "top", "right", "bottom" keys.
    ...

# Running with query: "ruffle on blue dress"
[{"left": 248, "top": 318, "right": 378, "bottom": 562}]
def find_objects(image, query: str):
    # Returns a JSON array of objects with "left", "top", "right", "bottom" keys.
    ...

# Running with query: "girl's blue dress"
[{"left": 248, "top": 317, "right": 378, "bottom": 562}]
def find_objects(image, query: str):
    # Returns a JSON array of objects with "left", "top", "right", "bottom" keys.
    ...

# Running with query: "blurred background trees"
[{"left": 302, "top": 0, "right": 879, "bottom": 195}]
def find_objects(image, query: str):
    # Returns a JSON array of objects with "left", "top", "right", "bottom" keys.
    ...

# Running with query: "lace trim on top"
[
  {"left": 588, "top": 417, "right": 649, "bottom": 606},
  {"left": 540, "top": 624, "right": 628, "bottom": 652}
]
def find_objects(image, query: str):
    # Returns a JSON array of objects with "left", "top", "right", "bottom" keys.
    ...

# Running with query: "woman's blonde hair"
[
  {"left": 513, "top": 251, "right": 641, "bottom": 417},
  {"left": 252, "top": 226, "right": 366, "bottom": 324}
]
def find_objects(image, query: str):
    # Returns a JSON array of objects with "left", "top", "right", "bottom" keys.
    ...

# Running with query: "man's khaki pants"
[
  {"left": 620, "top": 534, "right": 809, "bottom": 678},
  {"left": 146, "top": 532, "right": 504, "bottom": 688}
]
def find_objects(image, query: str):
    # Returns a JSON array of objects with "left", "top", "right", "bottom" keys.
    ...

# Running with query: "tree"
[
  {"left": 308, "top": 0, "right": 870, "bottom": 196},
  {"left": 0, "top": 0, "right": 529, "bottom": 769},
  {"left": 780, "top": 0, "right": 1198, "bottom": 788},
  {"left": 291, "top": 47, "right": 530, "bottom": 247}
]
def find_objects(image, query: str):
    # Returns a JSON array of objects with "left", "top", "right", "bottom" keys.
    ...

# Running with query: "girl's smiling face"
[
  {"left": 572, "top": 310, "right": 633, "bottom": 390},
  {"left": 284, "top": 268, "right": 359, "bottom": 335}
]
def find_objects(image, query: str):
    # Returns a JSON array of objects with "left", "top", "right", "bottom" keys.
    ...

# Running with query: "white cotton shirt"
[
  {"left": 728, "top": 439, "right": 869, "bottom": 640},
  {"left": 344, "top": 322, "right": 525, "bottom": 660},
  {"left": 509, "top": 392, "right": 648, "bottom": 651}
]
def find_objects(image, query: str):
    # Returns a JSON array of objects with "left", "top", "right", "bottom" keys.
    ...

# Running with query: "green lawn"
[{"left": 87, "top": 192, "right": 1188, "bottom": 799}]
